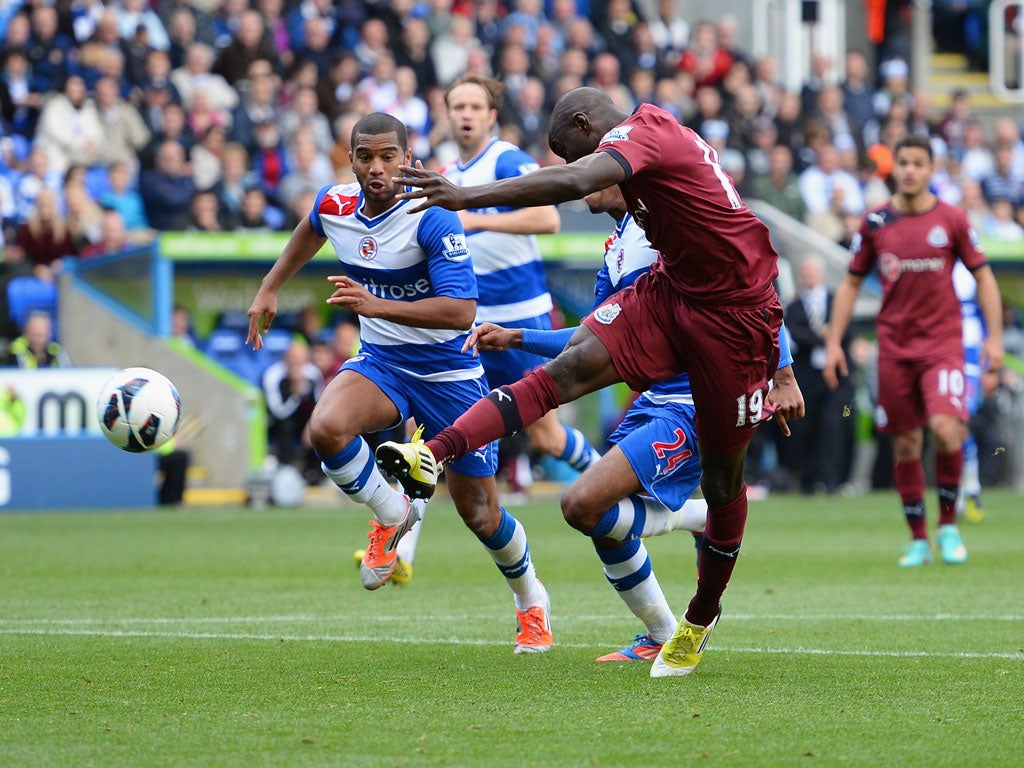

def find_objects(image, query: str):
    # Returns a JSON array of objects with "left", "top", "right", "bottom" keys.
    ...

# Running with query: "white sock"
[
  {"left": 320, "top": 437, "right": 407, "bottom": 525},
  {"left": 478, "top": 508, "right": 544, "bottom": 609},
  {"left": 595, "top": 495, "right": 707, "bottom": 540},
  {"left": 596, "top": 539, "right": 677, "bottom": 643}
]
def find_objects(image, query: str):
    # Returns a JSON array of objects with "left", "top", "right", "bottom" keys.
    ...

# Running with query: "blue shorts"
[
  {"left": 964, "top": 344, "right": 982, "bottom": 417},
  {"left": 341, "top": 353, "right": 498, "bottom": 478},
  {"left": 607, "top": 394, "right": 702, "bottom": 511},
  {"left": 479, "top": 313, "right": 552, "bottom": 388}
]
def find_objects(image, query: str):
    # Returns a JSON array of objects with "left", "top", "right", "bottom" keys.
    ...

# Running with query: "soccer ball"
[{"left": 96, "top": 367, "right": 182, "bottom": 453}]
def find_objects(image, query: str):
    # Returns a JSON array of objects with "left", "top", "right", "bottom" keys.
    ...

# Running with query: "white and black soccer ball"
[{"left": 97, "top": 367, "right": 181, "bottom": 453}]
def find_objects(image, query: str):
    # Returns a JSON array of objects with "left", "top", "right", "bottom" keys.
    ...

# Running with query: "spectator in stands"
[
  {"left": 841, "top": 50, "right": 876, "bottom": 138},
  {"left": 262, "top": 339, "right": 323, "bottom": 484},
  {"left": 257, "top": 0, "right": 293, "bottom": 70},
  {"left": 982, "top": 144, "right": 1024, "bottom": 207},
  {"left": 141, "top": 101, "right": 195, "bottom": 169},
  {"left": 190, "top": 124, "right": 228, "bottom": 192},
  {"left": 959, "top": 179, "right": 990, "bottom": 231},
  {"left": 814, "top": 85, "right": 859, "bottom": 153},
  {"left": 799, "top": 142, "right": 866, "bottom": 242},
  {"left": 27, "top": 3, "right": 73, "bottom": 94},
  {"left": 800, "top": 52, "right": 834, "bottom": 118},
  {"left": 277, "top": 131, "right": 331, "bottom": 213},
  {"left": 94, "top": 75, "right": 151, "bottom": 169},
  {"left": 984, "top": 198, "right": 1024, "bottom": 241},
  {"left": 215, "top": 9, "right": 277, "bottom": 86},
  {"left": 117, "top": 0, "right": 170, "bottom": 52},
  {"left": 993, "top": 118, "right": 1024, "bottom": 179},
  {"left": 250, "top": 119, "right": 290, "bottom": 206},
  {"left": 17, "top": 189, "right": 73, "bottom": 272},
  {"left": 750, "top": 144, "right": 807, "bottom": 221},
  {"left": 98, "top": 161, "right": 149, "bottom": 231},
  {"left": 163, "top": 6, "right": 198, "bottom": 69},
  {"left": 81, "top": 209, "right": 135, "bottom": 258},
  {"left": 34, "top": 75, "right": 104, "bottom": 174},
  {"left": 13, "top": 146, "right": 62, "bottom": 224},
  {"left": 279, "top": 85, "right": 334, "bottom": 155},
  {"left": 677, "top": 20, "right": 733, "bottom": 90},
  {"left": 77, "top": 10, "right": 128, "bottom": 88},
  {"left": 3, "top": 310, "right": 69, "bottom": 368},
  {"left": 229, "top": 59, "right": 278, "bottom": 152},
  {"left": 960, "top": 119, "right": 997, "bottom": 181},
  {"left": 432, "top": 14, "right": 483, "bottom": 87},
  {"left": 936, "top": 89, "right": 973, "bottom": 155},
  {"left": 395, "top": 16, "right": 438, "bottom": 94},
  {"left": 214, "top": 142, "right": 254, "bottom": 221},
  {"left": 588, "top": 51, "right": 635, "bottom": 112},
  {"left": 1, "top": 48, "right": 44, "bottom": 139},
  {"left": 140, "top": 139, "right": 197, "bottom": 230},
  {"left": 171, "top": 43, "right": 239, "bottom": 116},
  {"left": 64, "top": 181, "right": 103, "bottom": 253},
  {"left": 872, "top": 57, "right": 914, "bottom": 121},
  {"left": 188, "top": 189, "right": 234, "bottom": 232},
  {"left": 236, "top": 187, "right": 274, "bottom": 231}
]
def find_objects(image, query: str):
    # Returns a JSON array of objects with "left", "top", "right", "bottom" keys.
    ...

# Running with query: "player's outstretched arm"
[
  {"left": 395, "top": 153, "right": 625, "bottom": 214},
  {"left": 462, "top": 322, "right": 523, "bottom": 356},
  {"left": 247, "top": 217, "right": 327, "bottom": 350},
  {"left": 823, "top": 273, "right": 862, "bottom": 390}
]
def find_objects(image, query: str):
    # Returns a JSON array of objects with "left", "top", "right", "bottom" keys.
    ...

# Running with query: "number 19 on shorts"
[{"left": 736, "top": 389, "right": 765, "bottom": 427}]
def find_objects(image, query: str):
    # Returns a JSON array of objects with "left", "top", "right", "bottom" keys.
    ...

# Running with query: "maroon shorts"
[
  {"left": 876, "top": 353, "right": 967, "bottom": 433},
  {"left": 582, "top": 272, "right": 782, "bottom": 455}
]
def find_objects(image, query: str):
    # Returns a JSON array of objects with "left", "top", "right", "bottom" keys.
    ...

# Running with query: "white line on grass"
[
  {"left": 1, "top": 627, "right": 1022, "bottom": 660},
  {"left": 1, "top": 612, "right": 1022, "bottom": 626}
]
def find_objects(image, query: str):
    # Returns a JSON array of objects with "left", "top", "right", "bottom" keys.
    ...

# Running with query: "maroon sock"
[
  {"left": 935, "top": 449, "right": 963, "bottom": 526},
  {"left": 426, "top": 367, "right": 561, "bottom": 465},
  {"left": 893, "top": 459, "right": 927, "bottom": 540},
  {"left": 686, "top": 489, "right": 748, "bottom": 627}
]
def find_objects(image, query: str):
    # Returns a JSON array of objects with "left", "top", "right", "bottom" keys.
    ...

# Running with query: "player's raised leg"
[{"left": 376, "top": 328, "right": 622, "bottom": 497}]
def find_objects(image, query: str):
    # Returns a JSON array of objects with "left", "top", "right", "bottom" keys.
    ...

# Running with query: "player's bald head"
[{"left": 547, "top": 87, "right": 624, "bottom": 162}]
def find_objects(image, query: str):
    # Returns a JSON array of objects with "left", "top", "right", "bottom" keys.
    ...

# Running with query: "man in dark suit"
[{"left": 784, "top": 257, "right": 853, "bottom": 494}]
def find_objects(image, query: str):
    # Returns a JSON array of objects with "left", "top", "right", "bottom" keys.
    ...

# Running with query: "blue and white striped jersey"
[
  {"left": 309, "top": 182, "right": 483, "bottom": 381},
  {"left": 443, "top": 138, "right": 553, "bottom": 324}
]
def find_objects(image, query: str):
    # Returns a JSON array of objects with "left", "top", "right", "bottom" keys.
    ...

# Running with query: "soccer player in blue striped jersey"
[
  {"left": 952, "top": 261, "right": 986, "bottom": 523},
  {"left": 465, "top": 185, "right": 803, "bottom": 664},
  {"left": 245, "top": 113, "right": 553, "bottom": 653},
  {"left": 443, "top": 75, "right": 600, "bottom": 482}
]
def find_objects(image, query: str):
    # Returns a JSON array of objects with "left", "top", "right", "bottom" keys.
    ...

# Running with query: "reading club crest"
[
  {"left": 594, "top": 302, "right": 622, "bottom": 325},
  {"left": 358, "top": 235, "right": 378, "bottom": 261}
]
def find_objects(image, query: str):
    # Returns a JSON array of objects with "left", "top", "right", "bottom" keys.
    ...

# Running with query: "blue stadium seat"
[
  {"left": 7, "top": 276, "right": 58, "bottom": 335},
  {"left": 202, "top": 327, "right": 261, "bottom": 384}
]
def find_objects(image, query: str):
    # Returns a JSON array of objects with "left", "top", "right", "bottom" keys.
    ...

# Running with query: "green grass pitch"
[{"left": 1, "top": 489, "right": 1021, "bottom": 767}]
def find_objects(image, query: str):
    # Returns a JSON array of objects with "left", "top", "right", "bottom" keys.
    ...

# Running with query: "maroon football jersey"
[
  {"left": 596, "top": 103, "right": 779, "bottom": 306},
  {"left": 848, "top": 200, "right": 987, "bottom": 361}
]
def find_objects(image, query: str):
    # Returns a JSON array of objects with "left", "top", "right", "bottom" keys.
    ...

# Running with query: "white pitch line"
[
  {"left": 1, "top": 612, "right": 1022, "bottom": 626},
  {"left": 1, "top": 627, "right": 1022, "bottom": 660}
]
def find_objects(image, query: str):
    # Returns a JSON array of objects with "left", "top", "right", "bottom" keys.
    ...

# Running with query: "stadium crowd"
[{"left": 0, "top": 0, "right": 1022, "bottom": 492}]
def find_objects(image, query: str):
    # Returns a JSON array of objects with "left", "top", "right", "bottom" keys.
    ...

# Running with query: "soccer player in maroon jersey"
[
  {"left": 823, "top": 135, "right": 1004, "bottom": 567},
  {"left": 377, "top": 87, "right": 788, "bottom": 678}
]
